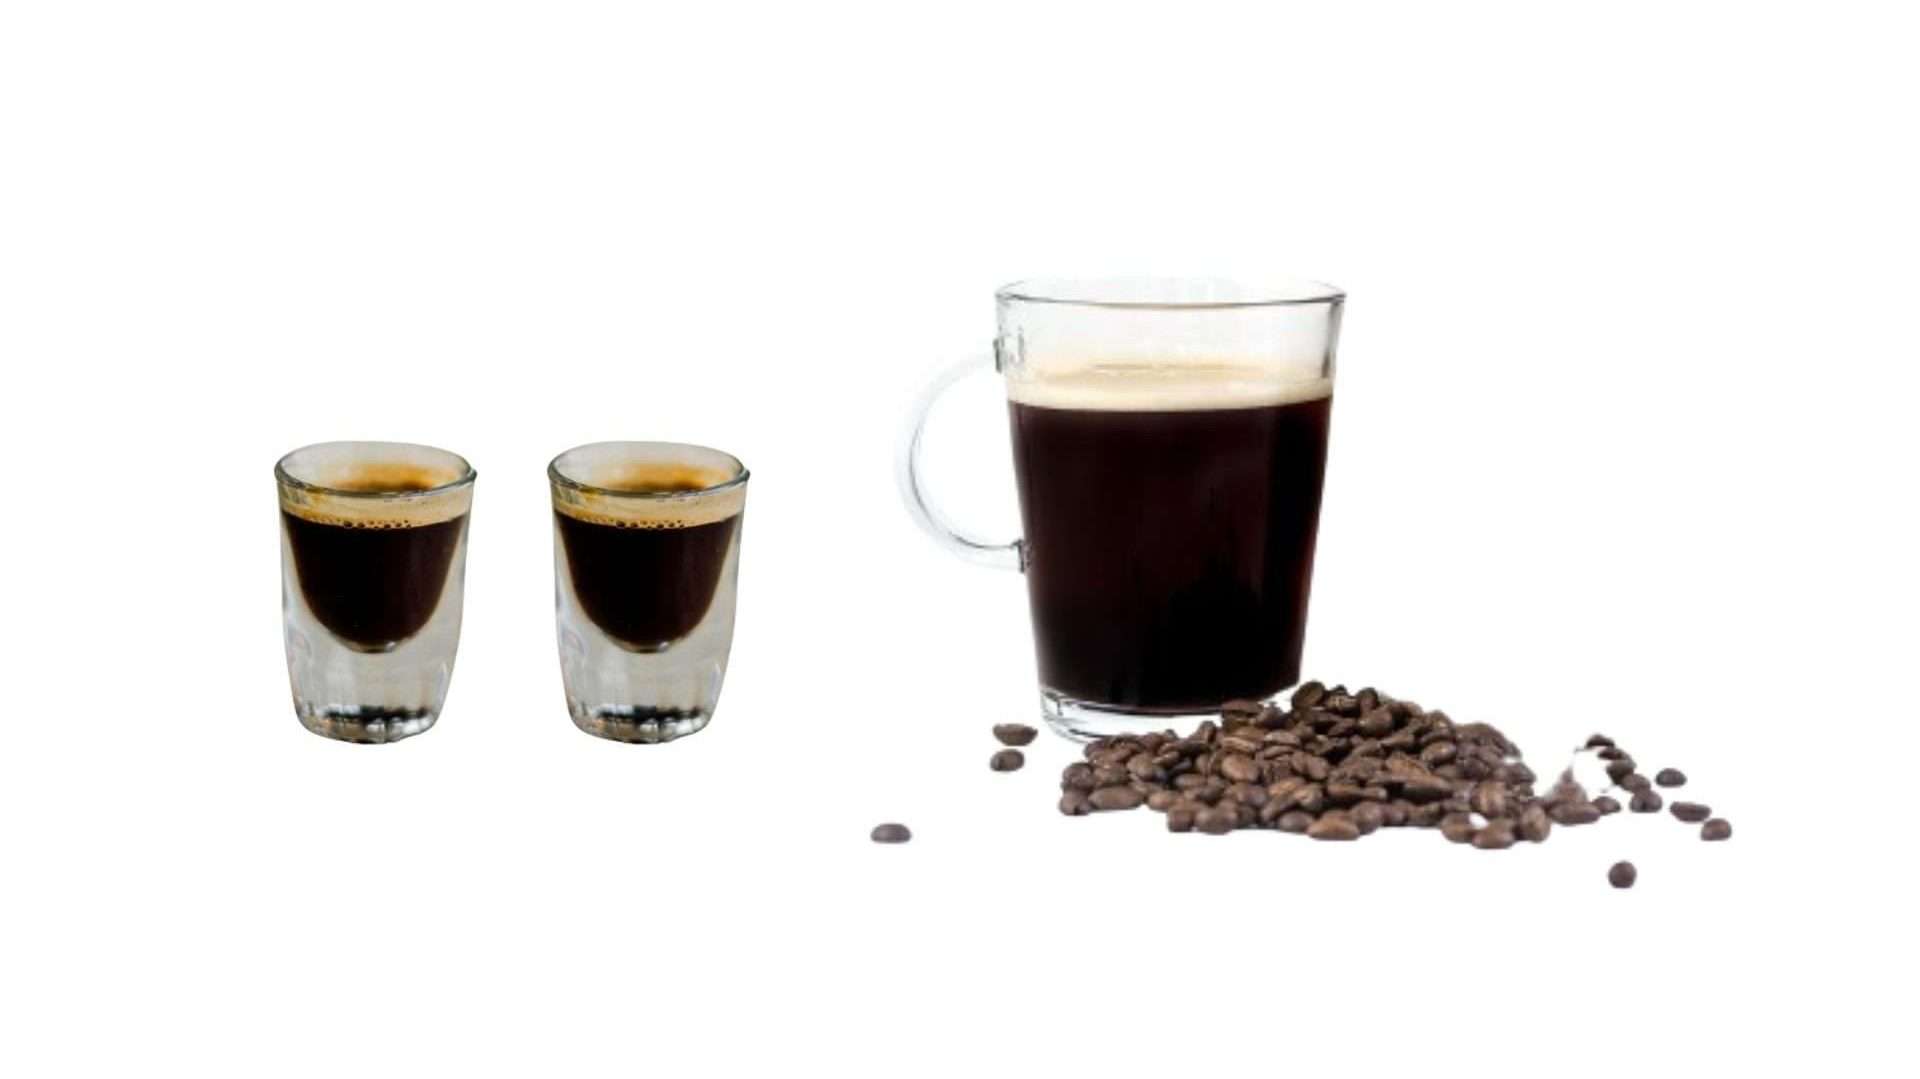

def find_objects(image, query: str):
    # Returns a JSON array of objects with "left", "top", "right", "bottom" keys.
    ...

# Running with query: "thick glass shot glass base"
[
  {"left": 297, "top": 704, "right": 439, "bottom": 744},
  {"left": 568, "top": 704, "right": 712, "bottom": 744},
  {"left": 1040, "top": 689, "right": 1277, "bottom": 743}
]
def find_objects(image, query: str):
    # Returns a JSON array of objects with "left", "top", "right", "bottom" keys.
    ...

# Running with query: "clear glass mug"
[
  {"left": 276, "top": 441, "right": 475, "bottom": 743},
  {"left": 901, "top": 277, "right": 1343, "bottom": 740}
]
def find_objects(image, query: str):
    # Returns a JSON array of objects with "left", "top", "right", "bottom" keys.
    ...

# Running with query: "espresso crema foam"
[
  {"left": 279, "top": 462, "right": 473, "bottom": 529},
  {"left": 552, "top": 462, "right": 746, "bottom": 530},
  {"left": 1006, "top": 361, "right": 1332, "bottom": 411}
]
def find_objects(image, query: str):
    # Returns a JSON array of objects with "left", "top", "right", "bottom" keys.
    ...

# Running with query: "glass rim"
[
  {"left": 274, "top": 441, "right": 476, "bottom": 501},
  {"left": 547, "top": 440, "right": 750, "bottom": 501},
  {"left": 996, "top": 275, "right": 1345, "bottom": 311}
]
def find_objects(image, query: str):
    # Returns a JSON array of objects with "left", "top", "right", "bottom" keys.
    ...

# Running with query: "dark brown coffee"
[
  {"left": 554, "top": 469, "right": 739, "bottom": 651},
  {"left": 281, "top": 469, "right": 467, "bottom": 653},
  {"left": 1008, "top": 368, "right": 1331, "bottom": 711}
]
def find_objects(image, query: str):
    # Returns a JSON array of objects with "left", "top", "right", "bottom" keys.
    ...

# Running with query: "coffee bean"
[
  {"left": 1291, "top": 681, "right": 1327, "bottom": 710},
  {"left": 1592, "top": 795, "right": 1622, "bottom": 815},
  {"left": 1061, "top": 763, "right": 1094, "bottom": 791},
  {"left": 1088, "top": 786, "right": 1145, "bottom": 812},
  {"left": 1670, "top": 801, "right": 1711, "bottom": 823},
  {"left": 1218, "top": 754, "right": 1259, "bottom": 784},
  {"left": 1091, "top": 764, "right": 1128, "bottom": 788},
  {"left": 1382, "top": 801, "right": 1412, "bottom": 827},
  {"left": 1548, "top": 800, "right": 1601, "bottom": 826},
  {"left": 1263, "top": 730, "right": 1303, "bottom": 750},
  {"left": 1228, "top": 782, "right": 1269, "bottom": 808},
  {"left": 1439, "top": 813, "right": 1477, "bottom": 843},
  {"left": 871, "top": 823, "right": 911, "bottom": 844},
  {"left": 1655, "top": 768, "right": 1687, "bottom": 788},
  {"left": 990, "top": 749, "right": 1025, "bottom": 772},
  {"left": 993, "top": 723, "right": 1038, "bottom": 747},
  {"left": 1609, "top": 861, "right": 1637, "bottom": 889},
  {"left": 1352, "top": 802, "right": 1386, "bottom": 835},
  {"left": 1195, "top": 806, "right": 1237, "bottom": 835},
  {"left": 1125, "top": 753, "right": 1164, "bottom": 782},
  {"left": 1629, "top": 789, "right": 1663, "bottom": 813},
  {"left": 1219, "top": 733, "right": 1263, "bottom": 756},
  {"left": 1500, "top": 761, "right": 1536, "bottom": 786},
  {"left": 1470, "top": 781, "right": 1509, "bottom": 819},
  {"left": 1166, "top": 805, "right": 1196, "bottom": 833},
  {"left": 1308, "top": 812, "right": 1361, "bottom": 841},
  {"left": 1701, "top": 818, "right": 1733, "bottom": 841},
  {"left": 1323, "top": 693, "right": 1361, "bottom": 717},
  {"left": 1058, "top": 791, "right": 1091, "bottom": 816},
  {"left": 1302, "top": 756, "right": 1330, "bottom": 782},
  {"left": 1290, "top": 783, "right": 1327, "bottom": 813},
  {"left": 1409, "top": 802, "right": 1449, "bottom": 827},
  {"left": 1419, "top": 741, "right": 1458, "bottom": 767},
  {"left": 1357, "top": 709, "right": 1395, "bottom": 737},
  {"left": 1519, "top": 805, "right": 1552, "bottom": 842},
  {"left": 1221, "top": 699, "right": 1265, "bottom": 724},
  {"left": 1605, "top": 759, "right": 1637, "bottom": 784},
  {"left": 1146, "top": 789, "right": 1181, "bottom": 812},
  {"left": 1620, "top": 773, "right": 1653, "bottom": 793},
  {"left": 1586, "top": 734, "right": 1615, "bottom": 749},
  {"left": 1276, "top": 810, "right": 1315, "bottom": 834},
  {"left": 1597, "top": 746, "right": 1627, "bottom": 761},
  {"left": 1472, "top": 820, "right": 1517, "bottom": 850},
  {"left": 1402, "top": 776, "right": 1454, "bottom": 804}
]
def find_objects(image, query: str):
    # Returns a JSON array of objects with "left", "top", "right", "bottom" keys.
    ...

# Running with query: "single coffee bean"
[
  {"left": 1670, "top": 801, "right": 1711, "bottom": 823},
  {"left": 1291, "top": 681, "right": 1327, "bottom": 709},
  {"left": 1195, "top": 806, "right": 1237, "bottom": 835},
  {"left": 871, "top": 823, "right": 911, "bottom": 844},
  {"left": 1221, "top": 699, "right": 1265, "bottom": 724},
  {"left": 1228, "top": 782, "right": 1269, "bottom": 808},
  {"left": 1166, "top": 805, "right": 1197, "bottom": 833},
  {"left": 1058, "top": 790, "right": 1091, "bottom": 816},
  {"left": 1592, "top": 795, "right": 1622, "bottom": 815},
  {"left": 1597, "top": 746, "right": 1627, "bottom": 761},
  {"left": 1701, "top": 818, "right": 1733, "bottom": 841},
  {"left": 1382, "top": 801, "right": 1412, "bottom": 827},
  {"left": 1548, "top": 800, "right": 1601, "bottom": 826},
  {"left": 1357, "top": 709, "right": 1395, "bottom": 737},
  {"left": 1408, "top": 802, "right": 1449, "bottom": 827},
  {"left": 992, "top": 723, "right": 1038, "bottom": 747},
  {"left": 1219, "top": 733, "right": 1263, "bottom": 756},
  {"left": 1605, "top": 759, "right": 1637, "bottom": 784},
  {"left": 1308, "top": 812, "right": 1361, "bottom": 841},
  {"left": 1439, "top": 813, "right": 1477, "bottom": 843},
  {"left": 1091, "top": 764, "right": 1128, "bottom": 787},
  {"left": 1629, "top": 789, "right": 1663, "bottom": 813},
  {"left": 1146, "top": 789, "right": 1181, "bottom": 812},
  {"left": 1218, "top": 754, "right": 1259, "bottom": 784},
  {"left": 1173, "top": 773, "right": 1207, "bottom": 792},
  {"left": 1125, "top": 753, "right": 1164, "bottom": 782},
  {"left": 1586, "top": 734, "right": 1615, "bottom": 749},
  {"left": 990, "top": 749, "right": 1025, "bottom": 773},
  {"left": 1655, "top": 768, "right": 1687, "bottom": 788},
  {"left": 1469, "top": 781, "right": 1509, "bottom": 819},
  {"left": 1061, "top": 763, "right": 1095, "bottom": 791},
  {"left": 1620, "top": 773, "right": 1653, "bottom": 793},
  {"left": 1402, "top": 776, "right": 1454, "bottom": 804},
  {"left": 1351, "top": 802, "right": 1386, "bottom": 835},
  {"left": 1519, "top": 805, "right": 1552, "bottom": 842},
  {"left": 1471, "top": 820, "right": 1517, "bottom": 850},
  {"left": 1500, "top": 761, "right": 1537, "bottom": 786},
  {"left": 1290, "top": 783, "right": 1327, "bottom": 813},
  {"left": 1088, "top": 786, "right": 1145, "bottom": 812},
  {"left": 1275, "top": 810, "right": 1314, "bottom": 834},
  {"left": 1609, "top": 861, "right": 1637, "bottom": 889},
  {"left": 1419, "top": 741, "right": 1457, "bottom": 767}
]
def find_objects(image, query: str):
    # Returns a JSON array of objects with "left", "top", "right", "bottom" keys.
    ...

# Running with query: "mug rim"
[
  {"left": 274, "top": 440, "right": 477, "bottom": 501},
  {"left": 996, "top": 275, "right": 1344, "bottom": 311}
]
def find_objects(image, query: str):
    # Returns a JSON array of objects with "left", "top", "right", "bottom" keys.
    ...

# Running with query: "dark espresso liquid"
[
  {"left": 556, "top": 510, "right": 739, "bottom": 652},
  {"left": 282, "top": 511, "right": 467, "bottom": 652},
  {"left": 1009, "top": 390, "right": 1332, "bottom": 711}
]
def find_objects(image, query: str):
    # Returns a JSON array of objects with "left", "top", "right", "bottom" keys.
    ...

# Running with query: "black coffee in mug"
[{"left": 1008, "top": 364, "right": 1331, "bottom": 711}]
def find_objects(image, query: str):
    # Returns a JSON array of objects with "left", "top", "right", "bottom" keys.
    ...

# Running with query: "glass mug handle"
[{"left": 897, "top": 356, "right": 1024, "bottom": 571}]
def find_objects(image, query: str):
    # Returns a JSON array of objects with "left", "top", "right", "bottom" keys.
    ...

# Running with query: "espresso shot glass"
[
  {"left": 549, "top": 442, "right": 748, "bottom": 743},
  {"left": 276, "top": 441, "right": 476, "bottom": 743}
]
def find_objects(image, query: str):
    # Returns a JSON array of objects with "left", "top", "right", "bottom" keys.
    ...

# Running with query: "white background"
[{"left": 3, "top": 1, "right": 1916, "bottom": 1074}]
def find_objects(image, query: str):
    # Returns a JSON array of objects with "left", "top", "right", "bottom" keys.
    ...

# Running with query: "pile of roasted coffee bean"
[{"left": 1048, "top": 681, "right": 1732, "bottom": 885}]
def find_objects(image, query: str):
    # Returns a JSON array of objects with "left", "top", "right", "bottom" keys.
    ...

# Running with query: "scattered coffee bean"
[
  {"left": 1620, "top": 773, "right": 1653, "bottom": 793},
  {"left": 1472, "top": 820, "right": 1517, "bottom": 850},
  {"left": 1597, "top": 746, "right": 1628, "bottom": 761},
  {"left": 1519, "top": 805, "right": 1552, "bottom": 842},
  {"left": 1166, "top": 805, "right": 1196, "bottom": 833},
  {"left": 1592, "top": 795, "right": 1622, "bottom": 816},
  {"left": 1058, "top": 790, "right": 1090, "bottom": 816},
  {"left": 1586, "top": 734, "right": 1615, "bottom": 749},
  {"left": 1655, "top": 768, "right": 1687, "bottom": 788},
  {"left": 1609, "top": 861, "right": 1637, "bottom": 889},
  {"left": 871, "top": 823, "right": 912, "bottom": 844},
  {"left": 1548, "top": 800, "right": 1601, "bottom": 826},
  {"left": 1439, "top": 813, "right": 1477, "bottom": 844},
  {"left": 1670, "top": 801, "right": 1711, "bottom": 823},
  {"left": 990, "top": 749, "right": 1025, "bottom": 772},
  {"left": 1060, "top": 762, "right": 1095, "bottom": 791},
  {"left": 993, "top": 723, "right": 1038, "bottom": 747},
  {"left": 1605, "top": 759, "right": 1637, "bottom": 784},
  {"left": 1308, "top": 812, "right": 1361, "bottom": 841},
  {"left": 1195, "top": 806, "right": 1237, "bottom": 835},
  {"left": 1088, "top": 786, "right": 1145, "bottom": 811},
  {"left": 1701, "top": 818, "right": 1732, "bottom": 841},
  {"left": 1629, "top": 789, "right": 1663, "bottom": 813}
]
